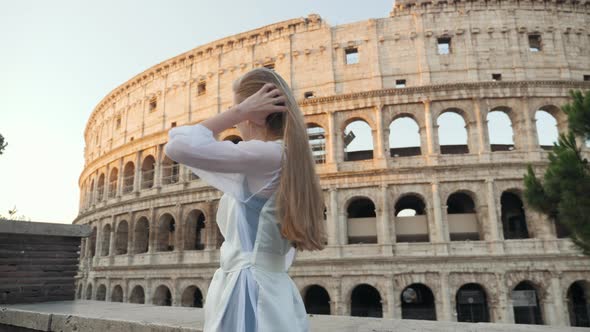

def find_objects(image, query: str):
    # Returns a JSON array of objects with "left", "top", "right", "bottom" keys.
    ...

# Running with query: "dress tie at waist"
[{"left": 220, "top": 243, "right": 287, "bottom": 273}]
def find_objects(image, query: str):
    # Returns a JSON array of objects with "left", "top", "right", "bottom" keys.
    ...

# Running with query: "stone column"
[
  {"left": 497, "top": 273, "right": 512, "bottom": 323},
  {"left": 103, "top": 165, "right": 110, "bottom": 201},
  {"left": 440, "top": 272, "right": 452, "bottom": 321},
  {"left": 521, "top": 97, "right": 539, "bottom": 152},
  {"left": 206, "top": 201, "right": 217, "bottom": 250},
  {"left": 379, "top": 184, "right": 392, "bottom": 245},
  {"left": 149, "top": 207, "right": 157, "bottom": 253},
  {"left": 109, "top": 217, "right": 116, "bottom": 257},
  {"left": 431, "top": 181, "right": 446, "bottom": 243},
  {"left": 546, "top": 274, "right": 567, "bottom": 326},
  {"left": 423, "top": 100, "right": 440, "bottom": 163},
  {"left": 338, "top": 211, "right": 348, "bottom": 246},
  {"left": 174, "top": 203, "right": 183, "bottom": 252},
  {"left": 374, "top": 104, "right": 386, "bottom": 160},
  {"left": 327, "top": 111, "right": 342, "bottom": 167},
  {"left": 473, "top": 98, "right": 490, "bottom": 154},
  {"left": 328, "top": 188, "right": 339, "bottom": 246},
  {"left": 385, "top": 277, "right": 395, "bottom": 319},
  {"left": 133, "top": 151, "right": 142, "bottom": 193},
  {"left": 116, "top": 158, "right": 124, "bottom": 197},
  {"left": 128, "top": 213, "right": 135, "bottom": 254},
  {"left": 485, "top": 178, "right": 503, "bottom": 244}
]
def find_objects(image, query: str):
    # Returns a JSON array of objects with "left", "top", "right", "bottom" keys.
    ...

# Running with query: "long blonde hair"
[{"left": 232, "top": 67, "right": 326, "bottom": 251}]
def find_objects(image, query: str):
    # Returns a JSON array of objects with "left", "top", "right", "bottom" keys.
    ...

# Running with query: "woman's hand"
[{"left": 236, "top": 83, "right": 288, "bottom": 126}]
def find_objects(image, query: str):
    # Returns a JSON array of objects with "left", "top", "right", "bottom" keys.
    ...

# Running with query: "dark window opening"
[
  {"left": 492, "top": 73, "right": 502, "bottom": 81},
  {"left": 395, "top": 79, "right": 407, "bottom": 88},
  {"left": 437, "top": 37, "right": 451, "bottom": 55},
  {"left": 584, "top": 75, "right": 590, "bottom": 81},
  {"left": 149, "top": 98, "right": 157, "bottom": 112},
  {"left": 116, "top": 117, "right": 121, "bottom": 129},
  {"left": 345, "top": 47, "right": 359, "bottom": 64},
  {"left": 528, "top": 34, "right": 542, "bottom": 52},
  {"left": 304, "top": 91, "right": 314, "bottom": 99},
  {"left": 171, "top": 122, "right": 177, "bottom": 128},
  {"left": 197, "top": 81, "right": 206, "bottom": 96}
]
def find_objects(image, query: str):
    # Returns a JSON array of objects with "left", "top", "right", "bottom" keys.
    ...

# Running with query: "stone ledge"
[
  {"left": 1, "top": 301, "right": 588, "bottom": 332},
  {"left": 0, "top": 220, "right": 91, "bottom": 237}
]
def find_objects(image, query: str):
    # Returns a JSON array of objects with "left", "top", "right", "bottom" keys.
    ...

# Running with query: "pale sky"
[{"left": 0, "top": 0, "right": 559, "bottom": 224}]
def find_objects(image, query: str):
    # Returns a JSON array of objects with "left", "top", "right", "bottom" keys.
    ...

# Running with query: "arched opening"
[
  {"left": 111, "top": 285, "right": 123, "bottom": 303},
  {"left": 181, "top": 286, "right": 203, "bottom": 307},
  {"left": 343, "top": 120, "right": 374, "bottom": 161},
  {"left": 401, "top": 283, "right": 436, "bottom": 320},
  {"left": 108, "top": 168, "right": 118, "bottom": 198},
  {"left": 122, "top": 161, "right": 135, "bottom": 194},
  {"left": 346, "top": 197, "right": 377, "bottom": 244},
  {"left": 447, "top": 192, "right": 480, "bottom": 241},
  {"left": 185, "top": 210, "right": 206, "bottom": 250},
  {"left": 304, "top": 285, "right": 331, "bottom": 315},
  {"left": 307, "top": 123, "right": 327, "bottom": 164},
  {"left": 535, "top": 110, "right": 559, "bottom": 150},
  {"left": 389, "top": 116, "right": 421, "bottom": 157},
  {"left": 501, "top": 192, "right": 529, "bottom": 239},
  {"left": 96, "top": 284, "right": 106, "bottom": 301},
  {"left": 133, "top": 217, "right": 149, "bottom": 254},
  {"left": 456, "top": 283, "right": 490, "bottom": 322},
  {"left": 85, "top": 284, "right": 93, "bottom": 300},
  {"left": 350, "top": 284, "right": 382, "bottom": 317},
  {"left": 487, "top": 110, "right": 515, "bottom": 152},
  {"left": 141, "top": 155, "right": 156, "bottom": 189},
  {"left": 223, "top": 135, "right": 243, "bottom": 144},
  {"left": 100, "top": 224, "right": 111, "bottom": 256},
  {"left": 395, "top": 194, "right": 429, "bottom": 242},
  {"left": 115, "top": 220, "right": 129, "bottom": 255},
  {"left": 161, "top": 156, "right": 179, "bottom": 185},
  {"left": 153, "top": 285, "right": 172, "bottom": 306},
  {"left": 512, "top": 281, "right": 543, "bottom": 325},
  {"left": 567, "top": 281, "right": 590, "bottom": 327},
  {"left": 437, "top": 111, "right": 469, "bottom": 154},
  {"left": 129, "top": 285, "right": 145, "bottom": 304},
  {"left": 89, "top": 227, "right": 97, "bottom": 257},
  {"left": 157, "top": 213, "right": 175, "bottom": 251},
  {"left": 97, "top": 173, "right": 105, "bottom": 201}
]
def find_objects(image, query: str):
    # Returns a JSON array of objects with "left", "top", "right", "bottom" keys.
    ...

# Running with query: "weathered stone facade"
[{"left": 74, "top": 1, "right": 590, "bottom": 327}]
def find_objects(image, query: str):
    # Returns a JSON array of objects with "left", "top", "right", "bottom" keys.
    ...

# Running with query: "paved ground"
[{"left": 1, "top": 300, "right": 589, "bottom": 332}]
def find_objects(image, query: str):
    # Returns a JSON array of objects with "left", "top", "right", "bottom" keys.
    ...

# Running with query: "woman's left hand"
[{"left": 236, "top": 83, "right": 288, "bottom": 126}]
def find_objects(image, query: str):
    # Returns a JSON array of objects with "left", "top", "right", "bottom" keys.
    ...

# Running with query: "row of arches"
[
  {"left": 78, "top": 279, "right": 590, "bottom": 327},
  {"left": 83, "top": 209, "right": 216, "bottom": 258}
]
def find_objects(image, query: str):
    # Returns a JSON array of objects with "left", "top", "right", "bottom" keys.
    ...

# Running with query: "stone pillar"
[
  {"left": 473, "top": 98, "right": 490, "bottom": 154},
  {"left": 327, "top": 111, "right": 342, "bottom": 166},
  {"left": 109, "top": 217, "right": 117, "bottom": 257},
  {"left": 521, "top": 97, "right": 539, "bottom": 152},
  {"left": 128, "top": 213, "right": 135, "bottom": 254},
  {"left": 546, "top": 274, "right": 567, "bottom": 326},
  {"left": 206, "top": 201, "right": 217, "bottom": 250},
  {"left": 431, "top": 181, "right": 446, "bottom": 243},
  {"left": 149, "top": 207, "right": 157, "bottom": 253},
  {"left": 328, "top": 188, "right": 339, "bottom": 246},
  {"left": 497, "top": 273, "right": 512, "bottom": 323},
  {"left": 95, "top": 221, "right": 102, "bottom": 260},
  {"left": 379, "top": 184, "right": 392, "bottom": 245},
  {"left": 133, "top": 151, "right": 142, "bottom": 193},
  {"left": 103, "top": 165, "right": 110, "bottom": 201},
  {"left": 440, "top": 272, "right": 452, "bottom": 321},
  {"left": 174, "top": 203, "right": 183, "bottom": 252},
  {"left": 154, "top": 144, "right": 163, "bottom": 189},
  {"left": 339, "top": 211, "right": 348, "bottom": 246},
  {"left": 385, "top": 277, "right": 395, "bottom": 319},
  {"left": 116, "top": 158, "right": 124, "bottom": 197},
  {"left": 485, "top": 179, "right": 502, "bottom": 243},
  {"left": 374, "top": 104, "right": 386, "bottom": 160}
]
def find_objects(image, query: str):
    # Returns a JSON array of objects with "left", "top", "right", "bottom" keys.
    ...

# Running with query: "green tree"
[
  {"left": 0, "top": 133, "right": 6, "bottom": 155},
  {"left": 524, "top": 90, "right": 590, "bottom": 254}
]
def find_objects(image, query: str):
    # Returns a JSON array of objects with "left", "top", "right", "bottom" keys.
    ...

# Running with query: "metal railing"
[
  {"left": 161, "top": 164, "right": 179, "bottom": 185},
  {"left": 141, "top": 169, "right": 155, "bottom": 189},
  {"left": 122, "top": 174, "right": 134, "bottom": 193}
]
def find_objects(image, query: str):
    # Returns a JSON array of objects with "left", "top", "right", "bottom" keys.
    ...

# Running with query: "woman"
[{"left": 164, "top": 67, "right": 327, "bottom": 332}]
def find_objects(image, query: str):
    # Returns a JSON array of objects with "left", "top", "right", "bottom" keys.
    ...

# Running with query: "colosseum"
[{"left": 74, "top": 0, "right": 590, "bottom": 327}]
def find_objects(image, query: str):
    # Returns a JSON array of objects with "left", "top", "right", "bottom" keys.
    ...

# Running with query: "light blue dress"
[{"left": 164, "top": 123, "right": 309, "bottom": 332}]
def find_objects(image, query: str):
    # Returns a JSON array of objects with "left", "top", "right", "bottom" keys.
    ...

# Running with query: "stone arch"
[
  {"left": 153, "top": 284, "right": 173, "bottom": 306},
  {"left": 307, "top": 122, "right": 327, "bottom": 164},
  {"left": 487, "top": 107, "right": 515, "bottom": 152},
  {"left": 501, "top": 190, "right": 530, "bottom": 240},
  {"left": 100, "top": 224, "right": 111, "bottom": 256},
  {"left": 342, "top": 117, "right": 374, "bottom": 161},
  {"left": 350, "top": 284, "right": 383, "bottom": 317},
  {"left": 115, "top": 220, "right": 129, "bottom": 255},
  {"left": 401, "top": 283, "right": 436, "bottom": 320},
  {"left": 456, "top": 283, "right": 490, "bottom": 322},
  {"left": 345, "top": 196, "right": 377, "bottom": 244},
  {"left": 85, "top": 283, "right": 93, "bottom": 300},
  {"left": 108, "top": 167, "right": 118, "bottom": 198},
  {"left": 394, "top": 193, "right": 430, "bottom": 243},
  {"left": 157, "top": 213, "right": 176, "bottom": 251},
  {"left": 96, "top": 284, "right": 107, "bottom": 301},
  {"left": 133, "top": 216, "right": 150, "bottom": 254},
  {"left": 567, "top": 280, "right": 590, "bottom": 327},
  {"left": 129, "top": 285, "right": 145, "bottom": 304},
  {"left": 185, "top": 209, "right": 206, "bottom": 250},
  {"left": 88, "top": 226, "right": 97, "bottom": 257},
  {"left": 141, "top": 155, "right": 156, "bottom": 189},
  {"left": 111, "top": 284, "right": 124, "bottom": 302},
  {"left": 389, "top": 114, "right": 421, "bottom": 157},
  {"left": 511, "top": 280, "right": 544, "bottom": 325},
  {"left": 161, "top": 156, "right": 180, "bottom": 185},
  {"left": 181, "top": 285, "right": 204, "bottom": 307},
  {"left": 436, "top": 108, "right": 470, "bottom": 155},
  {"left": 446, "top": 190, "right": 481, "bottom": 241},
  {"left": 122, "top": 161, "right": 135, "bottom": 194},
  {"left": 302, "top": 284, "right": 331, "bottom": 315},
  {"left": 97, "top": 173, "right": 105, "bottom": 201}
]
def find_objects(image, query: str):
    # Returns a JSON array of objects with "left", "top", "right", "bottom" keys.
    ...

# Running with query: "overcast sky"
[{"left": 0, "top": 0, "right": 559, "bottom": 224}]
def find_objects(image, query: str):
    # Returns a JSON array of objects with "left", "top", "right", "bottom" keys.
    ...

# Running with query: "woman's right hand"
[{"left": 237, "top": 83, "right": 288, "bottom": 126}]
